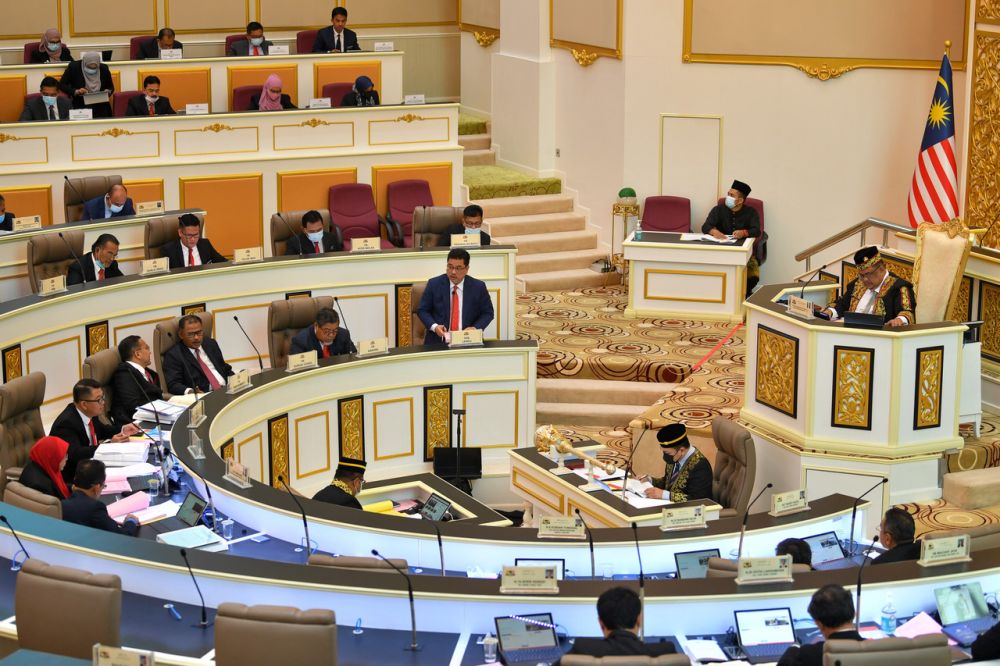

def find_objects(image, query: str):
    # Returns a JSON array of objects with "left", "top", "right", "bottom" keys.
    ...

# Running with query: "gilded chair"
[{"left": 911, "top": 219, "right": 972, "bottom": 323}]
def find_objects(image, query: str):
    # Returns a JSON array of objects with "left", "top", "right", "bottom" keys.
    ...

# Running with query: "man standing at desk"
[
  {"left": 821, "top": 246, "right": 915, "bottom": 327},
  {"left": 81, "top": 184, "right": 135, "bottom": 221},
  {"left": 313, "top": 457, "right": 366, "bottom": 509},
  {"left": 290, "top": 308, "right": 356, "bottom": 358},
  {"left": 313, "top": 7, "right": 359, "bottom": 53},
  {"left": 643, "top": 423, "right": 712, "bottom": 502},
  {"left": 163, "top": 314, "right": 234, "bottom": 394},
  {"left": 703, "top": 179, "right": 760, "bottom": 295},
  {"left": 417, "top": 248, "right": 494, "bottom": 345}
]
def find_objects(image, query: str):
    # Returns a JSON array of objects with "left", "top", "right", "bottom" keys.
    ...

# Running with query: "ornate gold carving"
[
  {"left": 201, "top": 123, "right": 234, "bottom": 133},
  {"left": 300, "top": 119, "right": 333, "bottom": 128},
  {"left": 86, "top": 322, "right": 109, "bottom": 356},
  {"left": 755, "top": 325, "right": 798, "bottom": 418},
  {"left": 396, "top": 285, "right": 412, "bottom": 347},
  {"left": 220, "top": 440, "right": 234, "bottom": 461},
  {"left": 981, "top": 282, "right": 1000, "bottom": 362},
  {"left": 977, "top": 0, "right": 1000, "bottom": 23},
  {"left": 612, "top": 203, "right": 640, "bottom": 216},
  {"left": 181, "top": 303, "right": 206, "bottom": 315},
  {"left": 269, "top": 415, "right": 289, "bottom": 488},
  {"left": 571, "top": 49, "right": 599, "bottom": 67},
  {"left": 99, "top": 128, "right": 134, "bottom": 138},
  {"left": 0, "top": 133, "right": 23, "bottom": 143},
  {"left": 951, "top": 277, "right": 973, "bottom": 321},
  {"left": 395, "top": 114, "right": 425, "bottom": 123},
  {"left": 966, "top": 31, "right": 1000, "bottom": 250},
  {"left": 915, "top": 347, "right": 944, "bottom": 429},
  {"left": 3, "top": 346, "right": 22, "bottom": 382},
  {"left": 338, "top": 397, "right": 364, "bottom": 461},
  {"left": 424, "top": 386, "right": 451, "bottom": 460},
  {"left": 832, "top": 347, "right": 874, "bottom": 430},
  {"left": 473, "top": 30, "right": 499, "bottom": 47},
  {"left": 793, "top": 63, "right": 857, "bottom": 80}
]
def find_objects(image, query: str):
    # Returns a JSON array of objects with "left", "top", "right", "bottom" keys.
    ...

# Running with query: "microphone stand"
[
  {"left": 232, "top": 315, "right": 264, "bottom": 372},
  {"left": 372, "top": 549, "right": 420, "bottom": 651},
  {"left": 620, "top": 430, "right": 643, "bottom": 502},
  {"left": 276, "top": 213, "right": 303, "bottom": 258},
  {"left": 0, "top": 515, "right": 30, "bottom": 571},
  {"left": 736, "top": 483, "right": 773, "bottom": 562},
  {"left": 123, "top": 363, "right": 166, "bottom": 469},
  {"left": 333, "top": 296, "right": 349, "bottom": 334},
  {"left": 58, "top": 232, "right": 88, "bottom": 284},
  {"left": 277, "top": 475, "right": 312, "bottom": 557},
  {"left": 848, "top": 479, "right": 887, "bottom": 556},
  {"left": 630, "top": 522, "right": 645, "bottom": 640},
  {"left": 429, "top": 522, "right": 445, "bottom": 576},
  {"left": 575, "top": 508, "right": 595, "bottom": 578},
  {"left": 179, "top": 548, "right": 212, "bottom": 628},
  {"left": 799, "top": 261, "right": 830, "bottom": 300},
  {"left": 855, "top": 536, "right": 879, "bottom": 632}
]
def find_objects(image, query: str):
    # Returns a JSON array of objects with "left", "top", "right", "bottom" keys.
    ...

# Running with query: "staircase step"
[
  {"left": 486, "top": 212, "right": 586, "bottom": 236},
  {"left": 473, "top": 193, "right": 575, "bottom": 218},
  {"left": 516, "top": 249, "right": 607, "bottom": 274},
  {"left": 463, "top": 148, "right": 496, "bottom": 167},
  {"left": 458, "top": 133, "right": 491, "bottom": 150},
  {"left": 496, "top": 229, "right": 598, "bottom": 255},
  {"left": 537, "top": 378, "right": 674, "bottom": 405},
  {"left": 520, "top": 268, "right": 620, "bottom": 292},
  {"left": 537, "top": 402, "right": 643, "bottom": 427}
]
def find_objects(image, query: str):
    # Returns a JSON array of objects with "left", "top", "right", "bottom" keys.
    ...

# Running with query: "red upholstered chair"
[
  {"left": 385, "top": 180, "right": 433, "bottom": 247},
  {"left": 296, "top": 30, "right": 318, "bottom": 54},
  {"left": 23, "top": 42, "right": 41, "bottom": 64},
  {"left": 717, "top": 196, "right": 768, "bottom": 265},
  {"left": 322, "top": 82, "right": 354, "bottom": 108},
  {"left": 232, "top": 85, "right": 261, "bottom": 112},
  {"left": 641, "top": 196, "right": 691, "bottom": 233},
  {"left": 327, "top": 184, "right": 395, "bottom": 250},
  {"left": 130, "top": 36, "right": 154, "bottom": 60},
  {"left": 113, "top": 90, "right": 143, "bottom": 117},
  {"left": 225, "top": 34, "right": 247, "bottom": 54}
]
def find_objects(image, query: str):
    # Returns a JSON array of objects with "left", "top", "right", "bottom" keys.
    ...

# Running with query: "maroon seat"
[
  {"left": 717, "top": 196, "right": 767, "bottom": 264},
  {"left": 296, "top": 30, "right": 318, "bottom": 54},
  {"left": 386, "top": 180, "right": 433, "bottom": 248},
  {"left": 130, "top": 36, "right": 154, "bottom": 60},
  {"left": 328, "top": 184, "right": 395, "bottom": 250},
  {"left": 642, "top": 196, "right": 691, "bottom": 233},
  {"left": 321, "top": 82, "right": 354, "bottom": 108},
  {"left": 112, "top": 90, "right": 143, "bottom": 117},
  {"left": 23, "top": 42, "right": 42, "bottom": 64},
  {"left": 232, "top": 85, "right": 261, "bottom": 112},
  {"left": 225, "top": 34, "right": 247, "bottom": 55}
]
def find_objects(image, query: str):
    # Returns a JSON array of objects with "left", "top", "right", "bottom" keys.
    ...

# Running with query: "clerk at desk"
[
  {"left": 313, "top": 457, "right": 366, "bottom": 509},
  {"left": 643, "top": 423, "right": 713, "bottom": 502}
]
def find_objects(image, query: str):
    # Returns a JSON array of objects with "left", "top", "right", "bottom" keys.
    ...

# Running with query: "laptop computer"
[
  {"left": 494, "top": 613, "right": 564, "bottom": 666},
  {"left": 803, "top": 530, "right": 848, "bottom": 566},
  {"left": 419, "top": 493, "right": 452, "bottom": 521},
  {"left": 935, "top": 582, "right": 995, "bottom": 646},
  {"left": 674, "top": 548, "right": 720, "bottom": 579},
  {"left": 514, "top": 558, "right": 565, "bottom": 580},
  {"left": 734, "top": 607, "right": 797, "bottom": 664},
  {"left": 148, "top": 491, "right": 208, "bottom": 535},
  {"left": 843, "top": 312, "right": 885, "bottom": 329}
]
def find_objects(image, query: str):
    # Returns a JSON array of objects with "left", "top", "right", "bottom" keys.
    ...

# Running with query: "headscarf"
[
  {"left": 29, "top": 436, "right": 70, "bottom": 499},
  {"left": 39, "top": 29, "right": 61, "bottom": 60},
  {"left": 352, "top": 76, "right": 374, "bottom": 107},
  {"left": 258, "top": 74, "right": 283, "bottom": 111},
  {"left": 81, "top": 52, "right": 102, "bottom": 93}
]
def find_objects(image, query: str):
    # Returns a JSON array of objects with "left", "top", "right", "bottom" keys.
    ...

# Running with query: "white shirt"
[
  {"left": 76, "top": 407, "right": 95, "bottom": 443},
  {"left": 332, "top": 29, "right": 345, "bottom": 52},
  {"left": 127, "top": 360, "right": 152, "bottom": 379},
  {"left": 432, "top": 279, "right": 464, "bottom": 334},
  {"left": 91, "top": 255, "right": 106, "bottom": 279},
  {"left": 188, "top": 345, "right": 224, "bottom": 389},
  {"left": 181, "top": 243, "right": 202, "bottom": 266}
]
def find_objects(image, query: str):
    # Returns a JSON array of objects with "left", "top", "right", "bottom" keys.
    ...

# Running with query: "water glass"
[
  {"left": 220, "top": 519, "right": 234, "bottom": 540},
  {"left": 483, "top": 635, "right": 498, "bottom": 663},
  {"left": 147, "top": 477, "right": 161, "bottom": 498}
]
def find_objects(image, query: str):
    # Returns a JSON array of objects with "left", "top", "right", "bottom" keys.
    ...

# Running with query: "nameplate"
[
  {"left": 918, "top": 534, "right": 972, "bottom": 568},
  {"left": 374, "top": 41, "right": 395, "bottom": 52},
  {"left": 269, "top": 44, "right": 290, "bottom": 56},
  {"left": 93, "top": 644, "right": 154, "bottom": 666},
  {"left": 404, "top": 94, "right": 426, "bottom": 105},
  {"left": 769, "top": 488, "right": 810, "bottom": 517},
  {"left": 12, "top": 215, "right": 41, "bottom": 232},
  {"left": 450, "top": 233, "right": 480, "bottom": 247},
  {"left": 136, "top": 200, "right": 165, "bottom": 216},
  {"left": 786, "top": 295, "right": 815, "bottom": 320},
  {"left": 735, "top": 555, "right": 793, "bottom": 586},
  {"left": 286, "top": 351, "right": 318, "bottom": 372},
  {"left": 69, "top": 109, "right": 93, "bottom": 120},
  {"left": 83, "top": 90, "right": 110, "bottom": 106},
  {"left": 232, "top": 246, "right": 263, "bottom": 264},
  {"left": 350, "top": 237, "right": 381, "bottom": 253},
  {"left": 226, "top": 369, "right": 252, "bottom": 394},
  {"left": 187, "top": 398, "right": 205, "bottom": 428},
  {"left": 39, "top": 275, "right": 67, "bottom": 296},
  {"left": 140, "top": 257, "right": 170, "bottom": 275},
  {"left": 499, "top": 566, "right": 560, "bottom": 595},
  {"left": 160, "top": 48, "right": 183, "bottom": 60},
  {"left": 537, "top": 515, "right": 586, "bottom": 540},
  {"left": 449, "top": 329, "right": 484, "bottom": 348},
  {"left": 223, "top": 458, "right": 252, "bottom": 489},
  {"left": 185, "top": 103, "right": 209, "bottom": 115},
  {"left": 186, "top": 431, "right": 205, "bottom": 460},
  {"left": 659, "top": 505, "right": 707, "bottom": 531},
  {"left": 309, "top": 97, "right": 332, "bottom": 109},
  {"left": 355, "top": 338, "right": 389, "bottom": 357}
]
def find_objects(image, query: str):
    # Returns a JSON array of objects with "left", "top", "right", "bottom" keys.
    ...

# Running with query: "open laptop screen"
[
  {"left": 936, "top": 583, "right": 990, "bottom": 625},
  {"left": 175, "top": 491, "right": 208, "bottom": 527},
  {"left": 803, "top": 531, "right": 847, "bottom": 565},
  {"left": 735, "top": 608, "right": 796, "bottom": 647},
  {"left": 674, "top": 548, "right": 720, "bottom": 579},
  {"left": 419, "top": 493, "right": 452, "bottom": 521},
  {"left": 495, "top": 613, "right": 558, "bottom": 652}
]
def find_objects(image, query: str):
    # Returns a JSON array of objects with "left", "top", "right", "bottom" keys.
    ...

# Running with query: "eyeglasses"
[{"left": 81, "top": 396, "right": 106, "bottom": 403}]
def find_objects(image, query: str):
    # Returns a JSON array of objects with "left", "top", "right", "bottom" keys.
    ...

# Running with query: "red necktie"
[
  {"left": 195, "top": 349, "right": 222, "bottom": 390},
  {"left": 321, "top": 344, "right": 330, "bottom": 358},
  {"left": 144, "top": 368, "right": 154, "bottom": 383},
  {"left": 98, "top": 267, "right": 105, "bottom": 280},
  {"left": 88, "top": 420, "right": 98, "bottom": 447},
  {"left": 148, "top": 102, "right": 155, "bottom": 116},
  {"left": 314, "top": 241, "right": 321, "bottom": 254},
  {"left": 253, "top": 46, "right": 260, "bottom": 56},
  {"left": 450, "top": 286, "right": 460, "bottom": 331},
  {"left": 188, "top": 247, "right": 195, "bottom": 266}
]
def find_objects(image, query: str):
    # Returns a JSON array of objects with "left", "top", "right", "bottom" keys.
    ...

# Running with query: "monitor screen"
[
  {"left": 515, "top": 558, "right": 565, "bottom": 580},
  {"left": 803, "top": 531, "right": 847, "bottom": 565},
  {"left": 735, "top": 608, "right": 796, "bottom": 647},
  {"left": 674, "top": 548, "right": 720, "bottom": 579},
  {"left": 176, "top": 491, "right": 207, "bottom": 527},
  {"left": 432, "top": 447, "right": 482, "bottom": 479},
  {"left": 419, "top": 493, "right": 452, "bottom": 522},
  {"left": 936, "top": 583, "right": 989, "bottom": 625},
  {"left": 495, "top": 613, "right": 557, "bottom": 652}
]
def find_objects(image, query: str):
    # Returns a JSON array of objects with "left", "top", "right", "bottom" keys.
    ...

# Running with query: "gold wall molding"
[
  {"left": 338, "top": 395, "right": 364, "bottom": 461},
  {"left": 99, "top": 128, "right": 134, "bottom": 138},
  {"left": 423, "top": 385, "right": 452, "bottom": 461},
  {"left": 979, "top": 282, "right": 1000, "bottom": 363},
  {"left": 202, "top": 124, "right": 234, "bottom": 133},
  {"left": 473, "top": 30, "right": 499, "bottom": 47},
  {"left": 965, "top": 30, "right": 1000, "bottom": 249},
  {"left": 831, "top": 346, "right": 874, "bottom": 430},
  {"left": 458, "top": 0, "right": 500, "bottom": 42},
  {"left": 793, "top": 63, "right": 858, "bottom": 81},
  {"left": 293, "top": 411, "right": 331, "bottom": 479},
  {"left": 373, "top": 397, "right": 415, "bottom": 461},
  {"left": 396, "top": 284, "right": 412, "bottom": 347},
  {"left": 2, "top": 345, "right": 22, "bottom": 383},
  {"left": 571, "top": 49, "right": 599, "bottom": 67},
  {"left": 396, "top": 114, "right": 426, "bottom": 123},
  {"left": 85, "top": 321, "right": 109, "bottom": 356},
  {"left": 550, "top": 0, "right": 623, "bottom": 65},
  {"left": 914, "top": 346, "right": 944, "bottom": 430},
  {"left": 268, "top": 414, "right": 289, "bottom": 488},
  {"left": 0, "top": 134, "right": 24, "bottom": 144},
  {"left": 755, "top": 325, "right": 798, "bottom": 418}
]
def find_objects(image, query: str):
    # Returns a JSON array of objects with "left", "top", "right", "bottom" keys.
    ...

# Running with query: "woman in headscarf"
[
  {"left": 250, "top": 74, "right": 296, "bottom": 111},
  {"left": 58, "top": 52, "right": 114, "bottom": 118},
  {"left": 19, "top": 437, "right": 71, "bottom": 500},
  {"left": 340, "top": 76, "right": 380, "bottom": 107},
  {"left": 31, "top": 29, "right": 72, "bottom": 64}
]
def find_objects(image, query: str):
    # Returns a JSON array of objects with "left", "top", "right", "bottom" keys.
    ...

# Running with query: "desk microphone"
[
  {"left": 232, "top": 315, "right": 264, "bottom": 372},
  {"left": 333, "top": 296, "right": 349, "bottom": 333},
  {"left": 275, "top": 213, "right": 303, "bottom": 258},
  {"left": 372, "top": 549, "right": 420, "bottom": 651},
  {"left": 179, "top": 548, "right": 212, "bottom": 628},
  {"left": 277, "top": 475, "right": 312, "bottom": 557},
  {"left": 619, "top": 430, "right": 644, "bottom": 502},
  {"left": 736, "top": 483, "right": 773, "bottom": 562},
  {"left": 0, "top": 515, "right": 30, "bottom": 570},
  {"left": 848, "top": 479, "right": 887, "bottom": 556},
  {"left": 799, "top": 261, "right": 831, "bottom": 300},
  {"left": 855, "top": 535, "right": 879, "bottom": 632},
  {"left": 428, "top": 521, "right": 445, "bottom": 576},
  {"left": 63, "top": 176, "right": 91, "bottom": 222},
  {"left": 575, "top": 508, "right": 595, "bottom": 577},
  {"left": 631, "top": 521, "right": 645, "bottom": 640},
  {"left": 58, "top": 232, "right": 88, "bottom": 284}
]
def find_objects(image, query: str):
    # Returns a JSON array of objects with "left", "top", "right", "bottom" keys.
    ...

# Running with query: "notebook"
[
  {"left": 674, "top": 548, "right": 720, "bottom": 579},
  {"left": 494, "top": 613, "right": 563, "bottom": 666},
  {"left": 935, "top": 582, "right": 995, "bottom": 646},
  {"left": 803, "top": 530, "right": 848, "bottom": 566},
  {"left": 734, "top": 607, "right": 796, "bottom": 664}
]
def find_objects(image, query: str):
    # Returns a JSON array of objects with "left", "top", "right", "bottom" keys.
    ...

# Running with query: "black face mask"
[{"left": 662, "top": 453, "right": 674, "bottom": 465}]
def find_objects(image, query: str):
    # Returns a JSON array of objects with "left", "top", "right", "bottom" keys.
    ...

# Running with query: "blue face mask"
[
  {"left": 250, "top": 37, "right": 264, "bottom": 47},
  {"left": 724, "top": 195, "right": 737, "bottom": 209},
  {"left": 306, "top": 230, "right": 324, "bottom": 243},
  {"left": 42, "top": 95, "right": 57, "bottom": 106},
  {"left": 108, "top": 203, "right": 124, "bottom": 214},
  {"left": 46, "top": 42, "right": 61, "bottom": 52},
  {"left": 85, "top": 65, "right": 99, "bottom": 73},
  {"left": 465, "top": 227, "right": 481, "bottom": 235},
  {"left": 94, "top": 258, "right": 105, "bottom": 270}
]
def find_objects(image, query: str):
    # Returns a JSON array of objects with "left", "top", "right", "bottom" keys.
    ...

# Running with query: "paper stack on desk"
[
  {"left": 94, "top": 441, "right": 149, "bottom": 466},
  {"left": 156, "top": 525, "right": 228, "bottom": 551},
  {"left": 134, "top": 400, "right": 186, "bottom": 424},
  {"left": 106, "top": 462, "right": 159, "bottom": 481}
]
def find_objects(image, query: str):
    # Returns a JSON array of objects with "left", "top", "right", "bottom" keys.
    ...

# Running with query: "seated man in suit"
[
  {"left": 161, "top": 213, "right": 226, "bottom": 268},
  {"left": 229, "top": 21, "right": 272, "bottom": 56},
  {"left": 437, "top": 204, "right": 491, "bottom": 247},
  {"left": 558, "top": 587, "right": 675, "bottom": 662},
  {"left": 163, "top": 314, "right": 234, "bottom": 394},
  {"left": 312, "top": 457, "right": 366, "bottom": 509},
  {"left": 341, "top": 76, "right": 379, "bottom": 107},
  {"left": 0, "top": 194, "right": 14, "bottom": 231},
  {"left": 50, "top": 378, "right": 139, "bottom": 485},
  {"left": 822, "top": 246, "right": 915, "bottom": 327},
  {"left": 81, "top": 183, "right": 135, "bottom": 221},
  {"left": 285, "top": 209, "right": 343, "bottom": 255},
  {"left": 417, "top": 248, "right": 495, "bottom": 345},
  {"left": 778, "top": 585, "right": 862, "bottom": 666},
  {"left": 642, "top": 423, "right": 713, "bottom": 502},
  {"left": 62, "top": 459, "right": 140, "bottom": 536},
  {"left": 313, "top": 6, "right": 360, "bottom": 53},
  {"left": 126, "top": 75, "right": 176, "bottom": 116},
  {"left": 872, "top": 507, "right": 921, "bottom": 565},
  {"left": 137, "top": 28, "right": 182, "bottom": 59},
  {"left": 290, "top": 307, "right": 356, "bottom": 360},
  {"left": 67, "top": 233, "right": 124, "bottom": 285},
  {"left": 111, "top": 335, "right": 163, "bottom": 425},
  {"left": 19, "top": 77, "right": 70, "bottom": 122}
]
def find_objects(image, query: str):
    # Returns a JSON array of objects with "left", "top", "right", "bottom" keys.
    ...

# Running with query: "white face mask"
[
  {"left": 306, "top": 230, "right": 324, "bottom": 243},
  {"left": 145, "top": 95, "right": 158, "bottom": 104},
  {"left": 724, "top": 195, "right": 737, "bottom": 209},
  {"left": 250, "top": 37, "right": 264, "bottom": 47},
  {"left": 464, "top": 227, "right": 481, "bottom": 235}
]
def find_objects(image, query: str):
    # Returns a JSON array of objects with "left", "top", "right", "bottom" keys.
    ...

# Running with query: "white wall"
[{"left": 460, "top": 31, "right": 497, "bottom": 117}]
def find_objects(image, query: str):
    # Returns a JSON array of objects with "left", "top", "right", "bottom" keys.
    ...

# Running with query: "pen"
[{"left": 164, "top": 603, "right": 182, "bottom": 621}]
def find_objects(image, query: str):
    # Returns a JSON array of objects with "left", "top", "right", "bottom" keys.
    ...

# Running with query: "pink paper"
[
  {"left": 106, "top": 491, "right": 150, "bottom": 518},
  {"left": 894, "top": 612, "right": 957, "bottom": 646},
  {"left": 100, "top": 479, "right": 132, "bottom": 495}
]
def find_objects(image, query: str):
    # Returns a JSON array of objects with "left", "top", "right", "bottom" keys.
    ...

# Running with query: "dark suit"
[
  {"left": 312, "top": 26, "right": 360, "bottom": 53},
  {"left": 228, "top": 39, "right": 273, "bottom": 57},
  {"left": 651, "top": 448, "right": 713, "bottom": 502},
  {"left": 872, "top": 540, "right": 921, "bottom": 565},
  {"left": 163, "top": 339, "right": 234, "bottom": 395},
  {"left": 557, "top": 630, "right": 676, "bottom": 664},
  {"left": 19, "top": 96, "right": 70, "bottom": 121},
  {"left": 19, "top": 461, "right": 64, "bottom": 499},
  {"left": 160, "top": 238, "right": 226, "bottom": 269},
  {"left": 340, "top": 90, "right": 379, "bottom": 107},
  {"left": 777, "top": 630, "right": 863, "bottom": 666},
  {"left": 136, "top": 39, "right": 184, "bottom": 60},
  {"left": 417, "top": 274, "right": 495, "bottom": 346},
  {"left": 80, "top": 195, "right": 135, "bottom": 221},
  {"left": 62, "top": 490, "right": 139, "bottom": 536},
  {"left": 49, "top": 403, "right": 119, "bottom": 485},
  {"left": 67, "top": 252, "right": 124, "bottom": 285},
  {"left": 832, "top": 272, "right": 916, "bottom": 324},
  {"left": 58, "top": 61, "right": 115, "bottom": 118},
  {"left": 290, "top": 326, "right": 356, "bottom": 358},
  {"left": 437, "top": 224, "right": 491, "bottom": 247},
  {"left": 0, "top": 212, "right": 13, "bottom": 231},
  {"left": 111, "top": 362, "right": 162, "bottom": 425},
  {"left": 972, "top": 621, "right": 1000, "bottom": 661},
  {"left": 125, "top": 95, "right": 175, "bottom": 116},
  {"left": 285, "top": 232, "right": 343, "bottom": 255},
  {"left": 30, "top": 46, "right": 73, "bottom": 64},
  {"left": 312, "top": 483, "right": 362, "bottom": 509},
  {"left": 249, "top": 93, "right": 296, "bottom": 111}
]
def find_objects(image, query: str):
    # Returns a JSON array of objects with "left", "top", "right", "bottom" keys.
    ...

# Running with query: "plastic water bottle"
[
  {"left": 634, "top": 218, "right": 643, "bottom": 241},
  {"left": 881, "top": 592, "right": 897, "bottom": 634}
]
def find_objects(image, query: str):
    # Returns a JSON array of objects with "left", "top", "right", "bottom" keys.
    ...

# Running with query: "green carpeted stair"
[
  {"left": 464, "top": 166, "right": 562, "bottom": 200},
  {"left": 458, "top": 112, "right": 488, "bottom": 135}
]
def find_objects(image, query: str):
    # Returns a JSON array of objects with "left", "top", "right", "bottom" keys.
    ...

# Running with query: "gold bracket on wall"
[
  {"left": 571, "top": 49, "right": 600, "bottom": 67},
  {"left": 794, "top": 62, "right": 858, "bottom": 81},
  {"left": 473, "top": 30, "right": 499, "bottom": 47}
]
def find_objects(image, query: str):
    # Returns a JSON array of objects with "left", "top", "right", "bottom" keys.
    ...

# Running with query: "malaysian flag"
[{"left": 907, "top": 53, "right": 958, "bottom": 228}]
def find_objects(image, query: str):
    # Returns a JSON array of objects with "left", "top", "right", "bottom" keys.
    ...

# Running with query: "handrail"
[{"left": 795, "top": 217, "right": 912, "bottom": 266}]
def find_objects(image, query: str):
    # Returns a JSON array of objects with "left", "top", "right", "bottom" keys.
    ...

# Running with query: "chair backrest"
[
  {"left": 412, "top": 205, "right": 463, "bottom": 249},
  {"left": 711, "top": 417, "right": 755, "bottom": 516},
  {"left": 0, "top": 372, "right": 47, "bottom": 477},
  {"left": 328, "top": 183, "right": 379, "bottom": 241},
  {"left": 642, "top": 196, "right": 692, "bottom": 233},
  {"left": 308, "top": 553, "right": 409, "bottom": 571},
  {"left": 270, "top": 209, "right": 336, "bottom": 256},
  {"left": 4, "top": 481, "right": 62, "bottom": 519},
  {"left": 130, "top": 36, "right": 155, "bottom": 60},
  {"left": 82, "top": 348, "right": 121, "bottom": 418},
  {"left": 706, "top": 557, "right": 809, "bottom": 578},
  {"left": 232, "top": 85, "right": 262, "bottom": 112},
  {"left": 15, "top": 558, "right": 122, "bottom": 658},
  {"left": 912, "top": 220, "right": 972, "bottom": 323},
  {"left": 152, "top": 312, "right": 214, "bottom": 393},
  {"left": 145, "top": 212, "right": 203, "bottom": 260},
  {"left": 64, "top": 175, "right": 123, "bottom": 223},
  {"left": 561, "top": 655, "right": 692, "bottom": 666},
  {"left": 386, "top": 179, "right": 433, "bottom": 233},
  {"left": 322, "top": 82, "right": 354, "bottom": 107},
  {"left": 215, "top": 602, "right": 337, "bottom": 666},
  {"left": 822, "top": 634, "right": 949, "bottom": 666},
  {"left": 410, "top": 282, "right": 427, "bottom": 345},
  {"left": 225, "top": 34, "right": 247, "bottom": 53},
  {"left": 296, "top": 29, "right": 318, "bottom": 54},
  {"left": 23, "top": 43, "right": 41, "bottom": 64},
  {"left": 112, "top": 90, "right": 142, "bottom": 118},
  {"left": 27, "top": 230, "right": 84, "bottom": 294},
  {"left": 267, "top": 296, "right": 335, "bottom": 369}
]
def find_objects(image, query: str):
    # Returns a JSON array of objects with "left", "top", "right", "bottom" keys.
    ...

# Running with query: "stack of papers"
[
  {"left": 155, "top": 525, "right": 228, "bottom": 552},
  {"left": 679, "top": 636, "right": 728, "bottom": 663},
  {"left": 94, "top": 441, "right": 149, "bottom": 466},
  {"left": 572, "top": 467, "right": 624, "bottom": 484},
  {"left": 134, "top": 400, "right": 186, "bottom": 424},
  {"left": 679, "top": 233, "right": 737, "bottom": 243},
  {"left": 106, "top": 462, "right": 159, "bottom": 481}
]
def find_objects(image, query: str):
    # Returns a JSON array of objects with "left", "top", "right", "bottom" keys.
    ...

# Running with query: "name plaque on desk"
[
  {"left": 404, "top": 94, "right": 426, "bottom": 105},
  {"left": 309, "top": 97, "right": 332, "bottom": 109},
  {"left": 355, "top": 338, "right": 389, "bottom": 357},
  {"left": 735, "top": 555, "right": 793, "bottom": 586},
  {"left": 286, "top": 350, "right": 318, "bottom": 372},
  {"left": 786, "top": 296, "right": 815, "bottom": 320},
  {"left": 93, "top": 644, "right": 154, "bottom": 666},
  {"left": 269, "top": 44, "right": 290, "bottom": 55},
  {"left": 350, "top": 237, "right": 381, "bottom": 253},
  {"left": 918, "top": 534, "right": 971, "bottom": 567},
  {"left": 769, "top": 488, "right": 809, "bottom": 517},
  {"left": 136, "top": 200, "right": 165, "bottom": 216},
  {"left": 39, "top": 275, "right": 67, "bottom": 296},
  {"left": 187, "top": 398, "right": 205, "bottom": 427},
  {"left": 140, "top": 257, "right": 170, "bottom": 276},
  {"left": 12, "top": 215, "right": 41, "bottom": 232},
  {"left": 374, "top": 41, "right": 395, "bottom": 52},
  {"left": 232, "top": 246, "right": 263, "bottom": 264},
  {"left": 499, "top": 566, "right": 560, "bottom": 595},
  {"left": 450, "top": 233, "right": 480, "bottom": 248},
  {"left": 226, "top": 369, "right": 252, "bottom": 394},
  {"left": 223, "top": 458, "right": 252, "bottom": 489},
  {"left": 185, "top": 103, "right": 209, "bottom": 115},
  {"left": 160, "top": 48, "right": 183, "bottom": 60},
  {"left": 659, "top": 505, "right": 707, "bottom": 531},
  {"left": 449, "top": 329, "right": 484, "bottom": 348},
  {"left": 69, "top": 109, "right": 93, "bottom": 120},
  {"left": 537, "top": 515, "right": 586, "bottom": 540}
]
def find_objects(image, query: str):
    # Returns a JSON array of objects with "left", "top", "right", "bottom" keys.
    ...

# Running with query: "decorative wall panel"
[
  {"left": 268, "top": 414, "right": 289, "bottom": 488},
  {"left": 338, "top": 395, "right": 364, "bottom": 461},
  {"left": 980, "top": 282, "right": 1000, "bottom": 363},
  {"left": 424, "top": 385, "right": 452, "bottom": 461},
  {"left": 754, "top": 325, "right": 798, "bottom": 418},
  {"left": 965, "top": 30, "right": 1000, "bottom": 249},
  {"left": 831, "top": 346, "right": 874, "bottom": 430},
  {"left": 914, "top": 346, "right": 944, "bottom": 430}
]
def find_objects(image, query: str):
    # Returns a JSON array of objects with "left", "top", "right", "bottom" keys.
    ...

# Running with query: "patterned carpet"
[{"left": 949, "top": 414, "right": 1000, "bottom": 471}]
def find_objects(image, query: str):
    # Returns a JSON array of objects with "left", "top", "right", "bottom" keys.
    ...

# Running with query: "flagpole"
[{"left": 944, "top": 39, "right": 951, "bottom": 57}]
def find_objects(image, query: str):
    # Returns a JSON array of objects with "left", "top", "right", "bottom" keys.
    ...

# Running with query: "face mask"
[
  {"left": 724, "top": 195, "right": 737, "bottom": 209},
  {"left": 108, "top": 203, "right": 124, "bottom": 214},
  {"left": 265, "top": 89, "right": 281, "bottom": 101},
  {"left": 306, "top": 230, "right": 324, "bottom": 242},
  {"left": 465, "top": 227, "right": 481, "bottom": 235},
  {"left": 42, "top": 95, "right": 57, "bottom": 106},
  {"left": 46, "top": 42, "right": 61, "bottom": 52},
  {"left": 145, "top": 95, "right": 158, "bottom": 104},
  {"left": 94, "top": 258, "right": 106, "bottom": 270},
  {"left": 85, "top": 65, "right": 99, "bottom": 73},
  {"left": 250, "top": 37, "right": 264, "bottom": 47}
]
